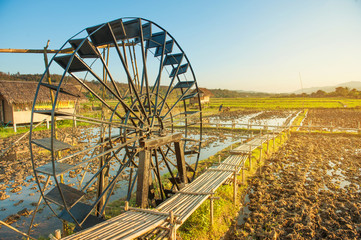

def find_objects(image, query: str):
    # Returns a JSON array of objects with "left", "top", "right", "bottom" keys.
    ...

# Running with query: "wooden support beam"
[
  {"left": 209, "top": 195, "right": 220, "bottom": 228},
  {"left": 142, "top": 133, "right": 182, "bottom": 149},
  {"left": 0, "top": 48, "right": 73, "bottom": 54},
  {"left": 0, "top": 43, "right": 136, "bottom": 54},
  {"left": 174, "top": 141, "right": 187, "bottom": 186},
  {"left": 169, "top": 211, "right": 177, "bottom": 240},
  {"left": 136, "top": 150, "right": 151, "bottom": 208}
]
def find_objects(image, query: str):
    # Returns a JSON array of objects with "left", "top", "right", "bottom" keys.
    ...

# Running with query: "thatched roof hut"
[
  {"left": 0, "top": 80, "right": 83, "bottom": 131},
  {"left": 190, "top": 87, "right": 213, "bottom": 105},
  {"left": 0, "top": 80, "right": 80, "bottom": 104},
  {"left": 197, "top": 88, "right": 213, "bottom": 97}
]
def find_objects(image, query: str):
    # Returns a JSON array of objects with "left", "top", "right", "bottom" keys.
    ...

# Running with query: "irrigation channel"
[{"left": 0, "top": 110, "right": 310, "bottom": 239}]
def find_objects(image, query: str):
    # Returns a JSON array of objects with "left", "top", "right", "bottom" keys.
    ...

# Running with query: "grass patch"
[
  {"left": 0, "top": 120, "right": 90, "bottom": 139},
  {"left": 208, "top": 97, "right": 361, "bottom": 110}
]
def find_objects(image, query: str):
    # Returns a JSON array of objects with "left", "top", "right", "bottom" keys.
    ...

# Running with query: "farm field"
[
  {"left": 232, "top": 133, "right": 361, "bottom": 239},
  {"left": 302, "top": 108, "right": 361, "bottom": 129},
  {"left": 1, "top": 97, "right": 361, "bottom": 239},
  {"left": 206, "top": 97, "right": 361, "bottom": 112}
]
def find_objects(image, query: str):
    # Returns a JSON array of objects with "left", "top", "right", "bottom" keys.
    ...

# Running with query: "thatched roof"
[
  {"left": 191, "top": 88, "right": 213, "bottom": 97},
  {"left": 0, "top": 80, "right": 82, "bottom": 104},
  {"left": 198, "top": 88, "right": 213, "bottom": 97}
]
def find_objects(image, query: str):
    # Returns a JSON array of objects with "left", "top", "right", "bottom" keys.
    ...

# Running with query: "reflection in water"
[{"left": 0, "top": 129, "right": 245, "bottom": 239}]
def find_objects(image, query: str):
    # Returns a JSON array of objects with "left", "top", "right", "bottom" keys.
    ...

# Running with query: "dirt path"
[{"left": 232, "top": 133, "right": 361, "bottom": 239}]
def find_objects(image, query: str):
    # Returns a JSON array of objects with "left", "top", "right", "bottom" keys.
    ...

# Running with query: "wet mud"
[
  {"left": 232, "top": 133, "right": 361, "bottom": 239},
  {"left": 303, "top": 109, "right": 361, "bottom": 129}
]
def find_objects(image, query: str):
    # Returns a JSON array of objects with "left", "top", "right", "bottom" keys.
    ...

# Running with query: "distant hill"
[{"left": 294, "top": 81, "right": 361, "bottom": 94}]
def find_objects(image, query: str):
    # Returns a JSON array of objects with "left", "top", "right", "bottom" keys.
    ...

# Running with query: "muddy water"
[
  {"left": 234, "top": 133, "right": 361, "bottom": 239},
  {"left": 208, "top": 110, "right": 297, "bottom": 130},
  {"left": 0, "top": 128, "right": 246, "bottom": 239}
]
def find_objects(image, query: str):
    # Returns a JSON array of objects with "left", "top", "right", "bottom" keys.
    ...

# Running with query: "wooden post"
[
  {"left": 249, "top": 145, "right": 252, "bottom": 170},
  {"left": 259, "top": 146, "right": 263, "bottom": 174},
  {"left": 174, "top": 141, "right": 187, "bottom": 186},
  {"left": 259, "top": 146, "right": 262, "bottom": 163},
  {"left": 169, "top": 211, "right": 177, "bottom": 240},
  {"left": 46, "top": 120, "right": 49, "bottom": 129},
  {"left": 136, "top": 149, "right": 151, "bottom": 208},
  {"left": 210, "top": 196, "right": 214, "bottom": 227},
  {"left": 242, "top": 167, "right": 245, "bottom": 184},
  {"left": 54, "top": 229, "right": 61, "bottom": 239},
  {"left": 209, "top": 195, "right": 220, "bottom": 228},
  {"left": 233, "top": 167, "right": 237, "bottom": 205},
  {"left": 267, "top": 135, "right": 270, "bottom": 155},
  {"left": 13, "top": 123, "right": 17, "bottom": 132}
]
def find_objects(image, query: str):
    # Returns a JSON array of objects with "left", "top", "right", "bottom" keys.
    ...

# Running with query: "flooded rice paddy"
[
  {"left": 0, "top": 110, "right": 309, "bottom": 239},
  {"left": 0, "top": 128, "right": 250, "bottom": 239}
]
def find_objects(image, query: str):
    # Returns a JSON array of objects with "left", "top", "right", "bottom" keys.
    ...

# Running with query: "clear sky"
[{"left": 1, "top": 0, "right": 361, "bottom": 93}]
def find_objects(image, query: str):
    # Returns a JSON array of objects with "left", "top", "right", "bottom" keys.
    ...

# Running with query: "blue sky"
[{"left": 1, "top": 0, "right": 361, "bottom": 93}]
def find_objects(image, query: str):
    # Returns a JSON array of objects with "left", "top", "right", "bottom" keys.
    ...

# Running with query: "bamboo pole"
[
  {"left": 210, "top": 196, "right": 214, "bottom": 227},
  {"left": 0, "top": 220, "right": 37, "bottom": 240},
  {"left": 233, "top": 166, "right": 238, "bottom": 205},
  {"left": 0, "top": 118, "right": 47, "bottom": 158},
  {"left": 27, "top": 176, "right": 51, "bottom": 239},
  {"left": 0, "top": 43, "right": 135, "bottom": 54}
]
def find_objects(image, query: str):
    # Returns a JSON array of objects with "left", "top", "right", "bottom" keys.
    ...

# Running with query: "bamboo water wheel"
[{"left": 29, "top": 17, "right": 202, "bottom": 229}]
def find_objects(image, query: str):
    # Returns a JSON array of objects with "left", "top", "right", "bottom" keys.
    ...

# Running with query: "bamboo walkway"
[{"left": 62, "top": 131, "right": 286, "bottom": 240}]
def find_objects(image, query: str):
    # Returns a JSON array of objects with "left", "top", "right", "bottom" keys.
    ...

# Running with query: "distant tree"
[
  {"left": 335, "top": 87, "right": 349, "bottom": 97},
  {"left": 311, "top": 90, "right": 326, "bottom": 98},
  {"left": 349, "top": 88, "right": 360, "bottom": 98}
]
